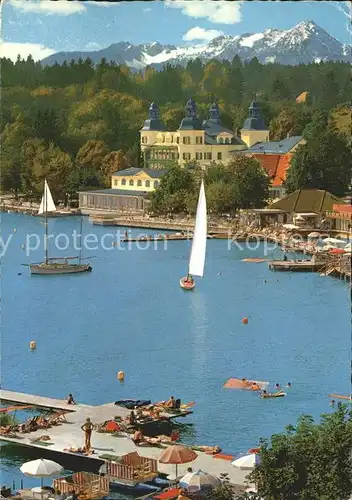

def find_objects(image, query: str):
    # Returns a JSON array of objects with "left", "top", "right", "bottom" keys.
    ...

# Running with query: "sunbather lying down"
[
  {"left": 0, "top": 425, "right": 17, "bottom": 437},
  {"left": 131, "top": 429, "right": 163, "bottom": 447}
]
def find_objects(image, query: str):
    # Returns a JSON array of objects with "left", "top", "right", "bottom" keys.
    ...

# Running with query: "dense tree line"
[
  {"left": 149, "top": 158, "right": 269, "bottom": 216},
  {"left": 206, "top": 404, "right": 352, "bottom": 500},
  {"left": 1, "top": 55, "right": 350, "bottom": 203}
]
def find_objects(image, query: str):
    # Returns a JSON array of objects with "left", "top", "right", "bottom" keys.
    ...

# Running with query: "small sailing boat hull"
[
  {"left": 30, "top": 263, "right": 92, "bottom": 275},
  {"left": 261, "top": 392, "right": 286, "bottom": 399},
  {"left": 180, "top": 277, "right": 195, "bottom": 290}
]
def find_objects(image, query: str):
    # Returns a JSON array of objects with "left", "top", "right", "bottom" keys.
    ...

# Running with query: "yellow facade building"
[
  {"left": 111, "top": 167, "right": 164, "bottom": 192},
  {"left": 140, "top": 98, "right": 270, "bottom": 169}
]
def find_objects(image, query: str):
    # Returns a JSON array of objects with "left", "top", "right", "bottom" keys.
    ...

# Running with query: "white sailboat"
[
  {"left": 29, "top": 180, "right": 92, "bottom": 275},
  {"left": 180, "top": 179, "right": 207, "bottom": 290}
]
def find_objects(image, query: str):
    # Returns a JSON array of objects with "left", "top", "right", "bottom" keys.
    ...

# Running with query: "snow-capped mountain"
[{"left": 41, "top": 21, "right": 350, "bottom": 68}]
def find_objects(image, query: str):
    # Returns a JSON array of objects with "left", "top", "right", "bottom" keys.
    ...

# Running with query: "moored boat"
[
  {"left": 29, "top": 180, "right": 92, "bottom": 276},
  {"left": 30, "top": 259, "right": 92, "bottom": 275},
  {"left": 180, "top": 179, "right": 207, "bottom": 290}
]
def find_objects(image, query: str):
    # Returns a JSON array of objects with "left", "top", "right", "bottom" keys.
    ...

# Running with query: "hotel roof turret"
[
  {"left": 178, "top": 98, "right": 204, "bottom": 130},
  {"left": 141, "top": 102, "right": 166, "bottom": 131}
]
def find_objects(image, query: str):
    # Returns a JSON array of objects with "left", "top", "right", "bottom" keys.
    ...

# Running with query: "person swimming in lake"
[
  {"left": 286, "top": 382, "right": 292, "bottom": 388},
  {"left": 275, "top": 383, "right": 281, "bottom": 390}
]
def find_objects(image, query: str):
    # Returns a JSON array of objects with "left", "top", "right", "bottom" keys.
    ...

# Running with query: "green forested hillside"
[{"left": 1, "top": 55, "right": 350, "bottom": 201}]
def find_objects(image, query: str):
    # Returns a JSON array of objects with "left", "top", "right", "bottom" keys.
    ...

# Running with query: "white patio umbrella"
[
  {"left": 231, "top": 453, "right": 260, "bottom": 470},
  {"left": 179, "top": 469, "right": 220, "bottom": 493},
  {"left": 322, "top": 237, "right": 347, "bottom": 246},
  {"left": 20, "top": 458, "right": 63, "bottom": 491}
]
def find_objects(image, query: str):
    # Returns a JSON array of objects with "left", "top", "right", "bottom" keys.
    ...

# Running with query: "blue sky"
[{"left": 1, "top": 1, "right": 351, "bottom": 61}]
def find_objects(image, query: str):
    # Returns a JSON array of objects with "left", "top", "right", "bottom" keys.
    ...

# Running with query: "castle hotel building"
[
  {"left": 140, "top": 98, "right": 271, "bottom": 169},
  {"left": 79, "top": 98, "right": 305, "bottom": 213}
]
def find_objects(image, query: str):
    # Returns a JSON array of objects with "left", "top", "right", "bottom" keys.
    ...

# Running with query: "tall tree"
[
  {"left": 319, "top": 70, "right": 340, "bottom": 109},
  {"left": 284, "top": 131, "right": 350, "bottom": 196},
  {"left": 250, "top": 405, "right": 352, "bottom": 500},
  {"left": 224, "top": 156, "right": 270, "bottom": 209},
  {"left": 149, "top": 164, "right": 196, "bottom": 214},
  {"left": 270, "top": 75, "right": 291, "bottom": 101},
  {"left": 101, "top": 150, "right": 128, "bottom": 186}
]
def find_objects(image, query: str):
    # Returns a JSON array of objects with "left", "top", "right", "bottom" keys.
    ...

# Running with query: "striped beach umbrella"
[{"left": 179, "top": 469, "right": 220, "bottom": 493}]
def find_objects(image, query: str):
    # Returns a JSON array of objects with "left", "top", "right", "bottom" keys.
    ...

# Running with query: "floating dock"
[
  {"left": 268, "top": 259, "right": 326, "bottom": 272},
  {"left": 0, "top": 390, "right": 251, "bottom": 487}
]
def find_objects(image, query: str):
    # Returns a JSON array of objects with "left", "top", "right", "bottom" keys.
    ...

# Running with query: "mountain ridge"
[{"left": 41, "top": 21, "right": 350, "bottom": 68}]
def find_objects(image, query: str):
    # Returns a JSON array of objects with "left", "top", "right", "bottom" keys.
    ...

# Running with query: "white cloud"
[
  {"left": 85, "top": 42, "right": 102, "bottom": 51},
  {"left": 328, "top": 1, "right": 352, "bottom": 34},
  {"left": 7, "top": 0, "right": 86, "bottom": 15},
  {"left": 165, "top": 0, "right": 242, "bottom": 25},
  {"left": 183, "top": 26, "right": 223, "bottom": 42},
  {"left": 0, "top": 42, "right": 56, "bottom": 61}
]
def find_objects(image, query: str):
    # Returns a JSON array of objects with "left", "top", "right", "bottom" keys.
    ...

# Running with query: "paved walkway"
[{"left": 1, "top": 390, "right": 253, "bottom": 487}]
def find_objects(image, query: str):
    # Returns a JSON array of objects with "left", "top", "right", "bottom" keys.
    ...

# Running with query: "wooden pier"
[
  {"left": 0, "top": 390, "right": 251, "bottom": 487},
  {"left": 268, "top": 259, "right": 326, "bottom": 272}
]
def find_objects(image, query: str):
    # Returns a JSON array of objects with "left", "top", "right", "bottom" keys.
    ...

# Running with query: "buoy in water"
[
  {"left": 242, "top": 317, "right": 249, "bottom": 324},
  {"left": 13, "top": 228, "right": 17, "bottom": 233},
  {"left": 29, "top": 341, "right": 36, "bottom": 349},
  {"left": 117, "top": 371, "right": 125, "bottom": 381},
  {"left": 21, "top": 244, "right": 25, "bottom": 250}
]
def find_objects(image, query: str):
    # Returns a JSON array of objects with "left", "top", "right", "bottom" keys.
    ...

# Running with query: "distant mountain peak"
[{"left": 41, "top": 21, "right": 349, "bottom": 69}]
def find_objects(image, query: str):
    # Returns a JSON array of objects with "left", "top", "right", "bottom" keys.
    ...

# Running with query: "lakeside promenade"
[{"left": 0, "top": 390, "right": 252, "bottom": 488}]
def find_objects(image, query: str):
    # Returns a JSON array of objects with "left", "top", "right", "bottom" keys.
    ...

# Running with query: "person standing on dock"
[{"left": 81, "top": 417, "right": 95, "bottom": 452}]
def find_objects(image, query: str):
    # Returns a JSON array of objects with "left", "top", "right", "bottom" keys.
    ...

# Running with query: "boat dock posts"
[{"left": 0, "top": 390, "right": 251, "bottom": 488}]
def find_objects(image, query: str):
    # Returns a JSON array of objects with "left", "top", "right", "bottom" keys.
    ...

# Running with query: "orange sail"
[{"left": 223, "top": 378, "right": 269, "bottom": 391}]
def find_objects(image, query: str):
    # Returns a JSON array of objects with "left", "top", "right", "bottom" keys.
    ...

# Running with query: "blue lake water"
[{"left": 1, "top": 213, "right": 350, "bottom": 490}]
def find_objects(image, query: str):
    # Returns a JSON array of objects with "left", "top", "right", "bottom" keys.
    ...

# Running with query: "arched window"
[
  {"left": 129, "top": 179, "right": 134, "bottom": 186},
  {"left": 225, "top": 137, "right": 230, "bottom": 144},
  {"left": 218, "top": 137, "right": 223, "bottom": 143},
  {"left": 137, "top": 180, "right": 142, "bottom": 187},
  {"left": 154, "top": 181, "right": 159, "bottom": 188},
  {"left": 121, "top": 179, "right": 126, "bottom": 186},
  {"left": 145, "top": 180, "right": 150, "bottom": 188}
]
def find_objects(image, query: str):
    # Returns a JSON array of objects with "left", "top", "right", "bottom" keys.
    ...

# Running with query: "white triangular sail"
[
  {"left": 38, "top": 180, "right": 56, "bottom": 214},
  {"left": 188, "top": 180, "right": 207, "bottom": 277}
]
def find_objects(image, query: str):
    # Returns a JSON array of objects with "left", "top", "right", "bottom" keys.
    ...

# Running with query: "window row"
[
  {"left": 218, "top": 137, "right": 232, "bottom": 144},
  {"left": 146, "top": 150, "right": 179, "bottom": 160},
  {"left": 182, "top": 152, "right": 222, "bottom": 161},
  {"left": 142, "top": 135, "right": 205, "bottom": 145},
  {"left": 114, "top": 179, "right": 159, "bottom": 188},
  {"left": 183, "top": 136, "right": 203, "bottom": 145}
]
